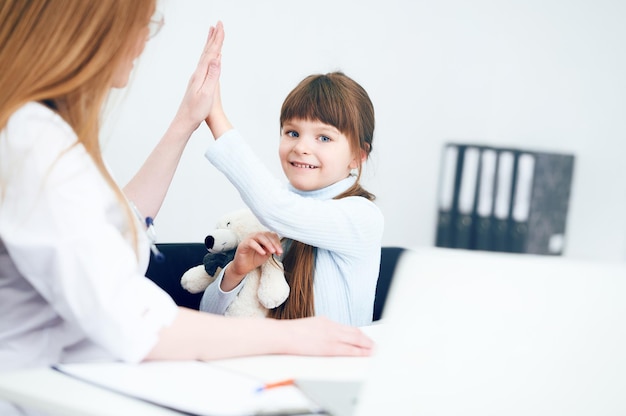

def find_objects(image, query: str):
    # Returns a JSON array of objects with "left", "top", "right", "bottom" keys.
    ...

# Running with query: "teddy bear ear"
[{"left": 205, "top": 235, "right": 215, "bottom": 250}]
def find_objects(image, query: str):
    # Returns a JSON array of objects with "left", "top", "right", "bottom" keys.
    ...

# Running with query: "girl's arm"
[
  {"left": 123, "top": 23, "right": 224, "bottom": 219},
  {"left": 198, "top": 231, "right": 283, "bottom": 313},
  {"left": 145, "top": 308, "right": 374, "bottom": 360},
  {"left": 204, "top": 83, "right": 232, "bottom": 140},
  {"left": 204, "top": 131, "right": 383, "bottom": 255},
  {"left": 202, "top": 27, "right": 381, "bottom": 255}
]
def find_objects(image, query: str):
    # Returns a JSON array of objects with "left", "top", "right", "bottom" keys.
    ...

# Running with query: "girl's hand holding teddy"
[{"left": 221, "top": 231, "right": 283, "bottom": 292}]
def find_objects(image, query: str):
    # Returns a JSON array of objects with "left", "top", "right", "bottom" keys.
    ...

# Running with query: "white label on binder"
[
  {"left": 494, "top": 151, "right": 514, "bottom": 220},
  {"left": 439, "top": 145, "right": 458, "bottom": 211},
  {"left": 476, "top": 149, "right": 497, "bottom": 218},
  {"left": 458, "top": 147, "right": 480, "bottom": 215},
  {"left": 512, "top": 153, "right": 536, "bottom": 222}
]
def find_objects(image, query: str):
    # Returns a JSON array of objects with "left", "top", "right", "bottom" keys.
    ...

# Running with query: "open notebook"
[{"left": 297, "top": 247, "right": 626, "bottom": 416}]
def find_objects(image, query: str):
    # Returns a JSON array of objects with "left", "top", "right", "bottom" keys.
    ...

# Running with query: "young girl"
[
  {"left": 0, "top": 4, "right": 372, "bottom": 413},
  {"left": 201, "top": 67, "right": 384, "bottom": 327}
]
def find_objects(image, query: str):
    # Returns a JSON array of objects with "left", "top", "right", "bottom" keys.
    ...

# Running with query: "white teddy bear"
[{"left": 180, "top": 208, "right": 290, "bottom": 317}]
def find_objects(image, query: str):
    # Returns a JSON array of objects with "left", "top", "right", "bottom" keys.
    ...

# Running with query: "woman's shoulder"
[
  {"left": 10, "top": 101, "right": 71, "bottom": 129},
  {"left": 5, "top": 102, "right": 76, "bottom": 146}
]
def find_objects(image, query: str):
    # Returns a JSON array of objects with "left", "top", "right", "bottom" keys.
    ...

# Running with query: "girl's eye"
[
  {"left": 319, "top": 135, "right": 331, "bottom": 143},
  {"left": 286, "top": 130, "right": 299, "bottom": 138}
]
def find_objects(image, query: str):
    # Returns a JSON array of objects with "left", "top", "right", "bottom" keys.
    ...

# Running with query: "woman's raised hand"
[{"left": 173, "top": 21, "right": 225, "bottom": 136}]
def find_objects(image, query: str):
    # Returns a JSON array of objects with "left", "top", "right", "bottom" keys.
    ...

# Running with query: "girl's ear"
[{"left": 349, "top": 149, "right": 367, "bottom": 169}]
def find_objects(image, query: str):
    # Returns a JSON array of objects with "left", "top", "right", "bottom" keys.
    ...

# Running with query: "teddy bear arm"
[{"left": 181, "top": 264, "right": 217, "bottom": 294}]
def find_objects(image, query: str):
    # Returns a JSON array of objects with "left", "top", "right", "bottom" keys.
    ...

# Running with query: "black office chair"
[
  {"left": 373, "top": 246, "right": 406, "bottom": 321},
  {"left": 145, "top": 243, "right": 206, "bottom": 309},
  {"left": 146, "top": 244, "right": 406, "bottom": 320}
]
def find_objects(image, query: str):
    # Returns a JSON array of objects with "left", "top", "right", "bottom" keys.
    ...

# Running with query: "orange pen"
[{"left": 255, "top": 378, "right": 295, "bottom": 392}]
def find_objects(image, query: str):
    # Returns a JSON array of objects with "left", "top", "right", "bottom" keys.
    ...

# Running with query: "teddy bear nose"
[{"left": 205, "top": 235, "right": 215, "bottom": 250}]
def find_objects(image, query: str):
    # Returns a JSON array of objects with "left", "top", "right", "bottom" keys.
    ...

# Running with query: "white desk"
[
  {"left": 0, "top": 367, "right": 182, "bottom": 416},
  {"left": 0, "top": 325, "right": 380, "bottom": 416}
]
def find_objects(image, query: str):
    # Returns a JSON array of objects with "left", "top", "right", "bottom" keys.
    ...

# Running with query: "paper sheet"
[{"left": 54, "top": 361, "right": 322, "bottom": 416}]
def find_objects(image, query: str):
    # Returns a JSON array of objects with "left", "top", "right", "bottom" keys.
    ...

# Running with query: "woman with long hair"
[{"left": 0, "top": 3, "right": 373, "bottom": 413}]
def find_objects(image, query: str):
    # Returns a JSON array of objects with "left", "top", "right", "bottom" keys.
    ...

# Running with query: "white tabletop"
[
  {"left": 0, "top": 367, "right": 181, "bottom": 415},
  {"left": 0, "top": 324, "right": 381, "bottom": 416}
]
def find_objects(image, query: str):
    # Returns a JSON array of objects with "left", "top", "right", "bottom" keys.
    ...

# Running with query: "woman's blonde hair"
[
  {"left": 0, "top": 0, "right": 156, "bottom": 250},
  {"left": 269, "top": 72, "right": 376, "bottom": 320}
]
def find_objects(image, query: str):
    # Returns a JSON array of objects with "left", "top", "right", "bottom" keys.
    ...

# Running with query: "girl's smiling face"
[{"left": 279, "top": 118, "right": 360, "bottom": 192}]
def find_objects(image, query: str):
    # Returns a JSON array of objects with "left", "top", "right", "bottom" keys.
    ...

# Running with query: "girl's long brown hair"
[
  {"left": 0, "top": 0, "right": 156, "bottom": 252},
  {"left": 268, "top": 72, "right": 376, "bottom": 319}
]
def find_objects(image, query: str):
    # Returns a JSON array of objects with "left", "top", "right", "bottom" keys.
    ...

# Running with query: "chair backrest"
[
  {"left": 145, "top": 243, "right": 206, "bottom": 309},
  {"left": 146, "top": 243, "right": 407, "bottom": 320},
  {"left": 373, "top": 246, "right": 406, "bottom": 321}
]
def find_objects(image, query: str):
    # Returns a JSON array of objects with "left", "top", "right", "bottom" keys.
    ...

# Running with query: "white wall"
[{"left": 103, "top": 0, "right": 626, "bottom": 262}]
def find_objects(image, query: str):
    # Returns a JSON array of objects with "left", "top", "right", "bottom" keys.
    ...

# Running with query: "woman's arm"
[
  {"left": 123, "top": 23, "right": 224, "bottom": 219},
  {"left": 146, "top": 308, "right": 374, "bottom": 361}
]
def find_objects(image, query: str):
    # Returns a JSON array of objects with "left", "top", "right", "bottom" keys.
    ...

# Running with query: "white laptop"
[{"left": 297, "top": 247, "right": 626, "bottom": 416}]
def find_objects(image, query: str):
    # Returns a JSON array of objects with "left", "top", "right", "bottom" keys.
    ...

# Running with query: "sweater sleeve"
[{"left": 198, "top": 264, "right": 245, "bottom": 314}]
